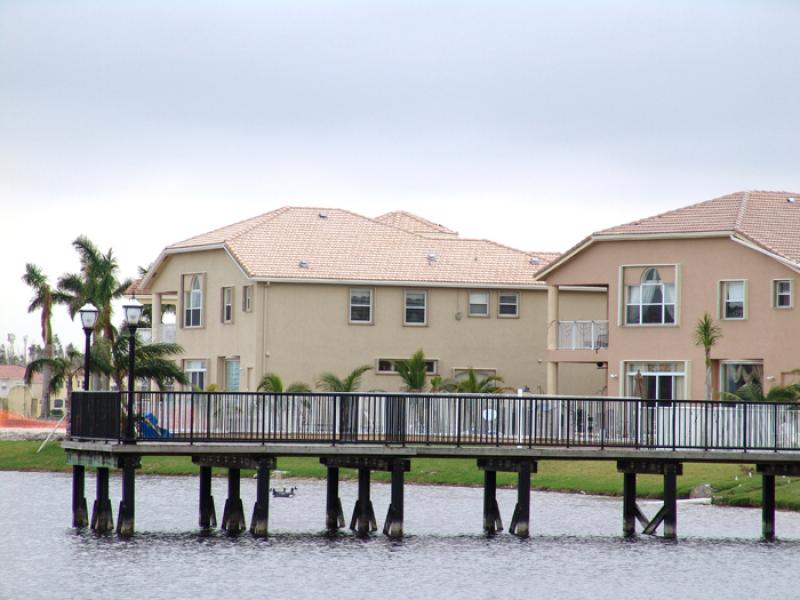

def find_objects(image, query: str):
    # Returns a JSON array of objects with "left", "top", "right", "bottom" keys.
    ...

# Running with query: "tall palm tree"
[
  {"left": 22, "top": 263, "right": 68, "bottom": 417},
  {"left": 25, "top": 346, "right": 85, "bottom": 431},
  {"left": 316, "top": 365, "right": 372, "bottom": 392},
  {"left": 694, "top": 312, "right": 722, "bottom": 400},
  {"left": 455, "top": 368, "right": 506, "bottom": 394},
  {"left": 92, "top": 332, "right": 189, "bottom": 392},
  {"left": 395, "top": 350, "right": 428, "bottom": 392},
  {"left": 58, "top": 236, "right": 133, "bottom": 344},
  {"left": 257, "top": 372, "right": 311, "bottom": 393}
]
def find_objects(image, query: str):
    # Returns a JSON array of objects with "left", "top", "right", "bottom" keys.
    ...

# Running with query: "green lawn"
[{"left": 2, "top": 441, "right": 797, "bottom": 509}]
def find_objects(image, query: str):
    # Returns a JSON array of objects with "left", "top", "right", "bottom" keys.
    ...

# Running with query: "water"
[{"left": 2, "top": 471, "right": 800, "bottom": 600}]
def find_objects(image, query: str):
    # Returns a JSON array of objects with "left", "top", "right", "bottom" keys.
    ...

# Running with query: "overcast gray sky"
[{"left": 2, "top": 0, "right": 799, "bottom": 350}]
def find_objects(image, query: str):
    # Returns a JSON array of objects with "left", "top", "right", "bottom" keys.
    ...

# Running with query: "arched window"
[
  {"left": 625, "top": 268, "right": 675, "bottom": 325},
  {"left": 184, "top": 275, "right": 203, "bottom": 327}
]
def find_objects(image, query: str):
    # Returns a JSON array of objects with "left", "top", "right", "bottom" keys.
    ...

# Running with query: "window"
[
  {"left": 377, "top": 358, "right": 438, "bottom": 375},
  {"left": 721, "top": 362, "right": 762, "bottom": 396},
  {"left": 468, "top": 292, "right": 489, "bottom": 317},
  {"left": 225, "top": 358, "right": 240, "bottom": 392},
  {"left": 242, "top": 285, "right": 253, "bottom": 312},
  {"left": 625, "top": 268, "right": 675, "bottom": 325},
  {"left": 184, "top": 359, "right": 207, "bottom": 391},
  {"left": 498, "top": 292, "right": 519, "bottom": 317},
  {"left": 404, "top": 290, "right": 427, "bottom": 325},
  {"left": 774, "top": 280, "right": 792, "bottom": 309},
  {"left": 349, "top": 288, "right": 373, "bottom": 323},
  {"left": 183, "top": 274, "right": 203, "bottom": 328},
  {"left": 221, "top": 287, "right": 234, "bottom": 323},
  {"left": 452, "top": 368, "right": 497, "bottom": 381},
  {"left": 721, "top": 280, "right": 746, "bottom": 319},
  {"left": 625, "top": 362, "right": 686, "bottom": 402}
]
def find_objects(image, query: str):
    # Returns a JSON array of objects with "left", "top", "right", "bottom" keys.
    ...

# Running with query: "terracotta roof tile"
[
  {"left": 163, "top": 207, "right": 554, "bottom": 287},
  {"left": 374, "top": 211, "right": 458, "bottom": 236},
  {"left": 596, "top": 190, "right": 800, "bottom": 264}
]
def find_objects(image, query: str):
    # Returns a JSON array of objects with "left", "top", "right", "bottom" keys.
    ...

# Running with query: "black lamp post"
[
  {"left": 78, "top": 304, "right": 98, "bottom": 391},
  {"left": 123, "top": 297, "right": 143, "bottom": 444}
]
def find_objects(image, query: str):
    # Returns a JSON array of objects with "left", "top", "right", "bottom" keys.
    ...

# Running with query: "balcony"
[
  {"left": 557, "top": 320, "right": 608, "bottom": 351},
  {"left": 137, "top": 323, "right": 176, "bottom": 345}
]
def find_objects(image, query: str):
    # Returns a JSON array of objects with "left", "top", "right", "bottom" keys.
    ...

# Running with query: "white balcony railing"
[
  {"left": 137, "top": 323, "right": 177, "bottom": 345},
  {"left": 557, "top": 320, "right": 608, "bottom": 351}
]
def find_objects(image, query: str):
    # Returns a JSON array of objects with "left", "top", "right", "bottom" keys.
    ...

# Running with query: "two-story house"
[
  {"left": 538, "top": 190, "right": 800, "bottom": 400},
  {"left": 135, "top": 207, "right": 606, "bottom": 394}
]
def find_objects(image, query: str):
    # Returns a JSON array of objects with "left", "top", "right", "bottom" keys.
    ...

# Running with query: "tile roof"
[
  {"left": 597, "top": 190, "right": 800, "bottom": 264},
  {"left": 374, "top": 211, "right": 458, "bottom": 236},
  {"left": 158, "top": 207, "right": 553, "bottom": 288},
  {"left": 0, "top": 365, "right": 40, "bottom": 383}
]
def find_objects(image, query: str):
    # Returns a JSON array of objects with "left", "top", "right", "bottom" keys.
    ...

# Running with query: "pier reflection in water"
[{"left": 3, "top": 471, "right": 800, "bottom": 600}]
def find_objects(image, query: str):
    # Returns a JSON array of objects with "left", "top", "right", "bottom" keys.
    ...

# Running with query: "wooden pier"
[{"left": 64, "top": 391, "right": 800, "bottom": 541}]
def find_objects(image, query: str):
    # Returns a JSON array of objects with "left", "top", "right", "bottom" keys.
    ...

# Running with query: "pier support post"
[
  {"left": 325, "top": 467, "right": 345, "bottom": 531},
  {"left": 383, "top": 461, "right": 405, "bottom": 538},
  {"left": 221, "top": 468, "right": 246, "bottom": 534},
  {"left": 662, "top": 463, "right": 678, "bottom": 540},
  {"left": 350, "top": 468, "right": 377, "bottom": 535},
  {"left": 91, "top": 467, "right": 114, "bottom": 534},
  {"left": 622, "top": 472, "right": 637, "bottom": 537},
  {"left": 72, "top": 465, "right": 88, "bottom": 528},
  {"left": 482, "top": 470, "right": 503, "bottom": 534},
  {"left": 199, "top": 466, "right": 217, "bottom": 529},
  {"left": 509, "top": 461, "right": 532, "bottom": 538},
  {"left": 762, "top": 473, "right": 776, "bottom": 542},
  {"left": 116, "top": 456, "right": 139, "bottom": 537},
  {"left": 250, "top": 460, "right": 272, "bottom": 537}
]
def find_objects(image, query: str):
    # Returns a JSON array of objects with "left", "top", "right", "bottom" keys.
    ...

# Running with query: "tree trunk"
[
  {"left": 704, "top": 349, "right": 713, "bottom": 401},
  {"left": 40, "top": 342, "right": 52, "bottom": 418}
]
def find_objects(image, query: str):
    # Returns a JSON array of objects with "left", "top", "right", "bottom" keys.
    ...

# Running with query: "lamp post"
[
  {"left": 123, "top": 297, "right": 143, "bottom": 444},
  {"left": 78, "top": 304, "right": 98, "bottom": 391}
]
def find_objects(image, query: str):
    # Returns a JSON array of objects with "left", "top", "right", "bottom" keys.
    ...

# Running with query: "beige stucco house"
[
  {"left": 538, "top": 190, "right": 800, "bottom": 401},
  {"left": 136, "top": 207, "right": 606, "bottom": 394}
]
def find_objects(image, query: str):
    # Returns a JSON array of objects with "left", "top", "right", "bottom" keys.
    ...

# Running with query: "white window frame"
[
  {"left": 624, "top": 361, "right": 687, "bottom": 401},
  {"left": 452, "top": 367, "right": 498, "bottom": 381},
  {"left": 349, "top": 288, "right": 374, "bottom": 324},
  {"left": 404, "top": 290, "right": 428, "bottom": 326},
  {"left": 183, "top": 274, "right": 203, "bottom": 328},
  {"left": 720, "top": 279, "right": 747, "bottom": 320},
  {"left": 225, "top": 358, "right": 241, "bottom": 392},
  {"left": 376, "top": 358, "right": 438, "bottom": 375},
  {"left": 184, "top": 359, "right": 207, "bottom": 391},
  {"left": 720, "top": 360, "right": 763, "bottom": 396},
  {"left": 242, "top": 285, "right": 254, "bottom": 312},
  {"left": 222, "top": 287, "right": 234, "bottom": 323},
  {"left": 773, "top": 279, "right": 793, "bottom": 309},
  {"left": 468, "top": 291, "right": 490, "bottom": 317},
  {"left": 498, "top": 292, "right": 519, "bottom": 318},
  {"left": 624, "top": 267, "right": 676, "bottom": 326}
]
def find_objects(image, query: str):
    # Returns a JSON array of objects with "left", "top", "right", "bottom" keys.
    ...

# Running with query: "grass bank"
[{"left": 4, "top": 441, "right": 799, "bottom": 510}]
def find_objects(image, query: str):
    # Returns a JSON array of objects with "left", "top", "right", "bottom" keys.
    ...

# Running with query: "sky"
[{"left": 2, "top": 0, "right": 800, "bottom": 351}]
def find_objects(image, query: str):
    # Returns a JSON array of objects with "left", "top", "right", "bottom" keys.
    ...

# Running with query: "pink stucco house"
[{"left": 538, "top": 190, "right": 800, "bottom": 401}]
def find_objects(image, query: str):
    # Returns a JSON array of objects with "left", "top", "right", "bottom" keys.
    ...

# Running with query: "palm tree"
[
  {"left": 22, "top": 263, "right": 68, "bottom": 417},
  {"left": 257, "top": 372, "right": 311, "bottom": 393},
  {"left": 694, "top": 312, "right": 722, "bottom": 400},
  {"left": 429, "top": 375, "right": 457, "bottom": 393},
  {"left": 395, "top": 350, "right": 428, "bottom": 392},
  {"left": 316, "top": 365, "right": 372, "bottom": 392},
  {"left": 25, "top": 346, "right": 85, "bottom": 431},
  {"left": 722, "top": 382, "right": 800, "bottom": 403},
  {"left": 92, "top": 332, "right": 189, "bottom": 392},
  {"left": 58, "top": 236, "right": 133, "bottom": 344},
  {"left": 455, "top": 368, "right": 506, "bottom": 394}
]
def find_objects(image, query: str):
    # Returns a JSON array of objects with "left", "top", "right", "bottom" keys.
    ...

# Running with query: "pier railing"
[{"left": 69, "top": 391, "right": 800, "bottom": 451}]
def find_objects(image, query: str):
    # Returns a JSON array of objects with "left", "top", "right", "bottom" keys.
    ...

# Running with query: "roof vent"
[
  {"left": 298, "top": 260, "right": 310, "bottom": 269},
  {"left": 318, "top": 212, "right": 329, "bottom": 219},
  {"left": 426, "top": 253, "right": 437, "bottom": 264},
  {"left": 787, "top": 197, "right": 796, "bottom": 204},
  {"left": 529, "top": 256, "right": 541, "bottom": 265}
]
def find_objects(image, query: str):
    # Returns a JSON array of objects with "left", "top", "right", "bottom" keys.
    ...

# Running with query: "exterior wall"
[
  {"left": 546, "top": 237, "right": 800, "bottom": 399},
  {"left": 148, "top": 249, "right": 606, "bottom": 394}
]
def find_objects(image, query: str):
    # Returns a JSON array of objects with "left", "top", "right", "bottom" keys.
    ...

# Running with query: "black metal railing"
[{"left": 68, "top": 391, "right": 800, "bottom": 452}]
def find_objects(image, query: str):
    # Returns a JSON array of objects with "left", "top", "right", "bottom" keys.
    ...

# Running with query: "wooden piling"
[
  {"left": 72, "top": 465, "right": 88, "bottom": 528},
  {"left": 221, "top": 468, "right": 246, "bottom": 534},
  {"left": 762, "top": 473, "right": 776, "bottom": 542},
  {"left": 91, "top": 467, "right": 113, "bottom": 534},
  {"left": 199, "top": 466, "right": 217, "bottom": 529},
  {"left": 663, "top": 463, "right": 677, "bottom": 539},
  {"left": 383, "top": 461, "right": 405, "bottom": 538},
  {"left": 483, "top": 470, "right": 503, "bottom": 534},
  {"left": 250, "top": 461, "right": 271, "bottom": 537},
  {"left": 325, "top": 467, "right": 345, "bottom": 531},
  {"left": 509, "top": 462, "right": 531, "bottom": 538},
  {"left": 350, "top": 468, "right": 377, "bottom": 535},
  {"left": 622, "top": 472, "right": 636, "bottom": 537},
  {"left": 116, "top": 457, "right": 137, "bottom": 537}
]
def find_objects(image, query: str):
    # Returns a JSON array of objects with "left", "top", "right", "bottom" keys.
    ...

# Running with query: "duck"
[{"left": 270, "top": 486, "right": 297, "bottom": 498}]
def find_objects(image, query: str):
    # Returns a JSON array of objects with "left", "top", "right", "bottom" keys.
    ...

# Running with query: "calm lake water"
[{"left": 3, "top": 471, "right": 800, "bottom": 600}]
